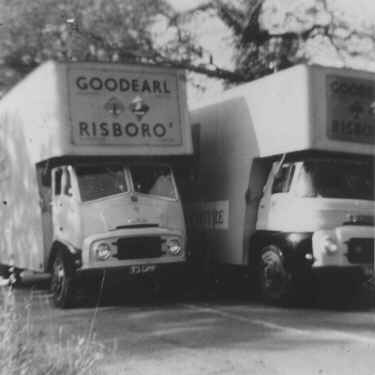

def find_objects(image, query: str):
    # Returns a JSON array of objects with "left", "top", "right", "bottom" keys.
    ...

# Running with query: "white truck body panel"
[
  {"left": 193, "top": 64, "right": 374, "bottom": 157},
  {"left": 0, "top": 61, "right": 192, "bottom": 164}
]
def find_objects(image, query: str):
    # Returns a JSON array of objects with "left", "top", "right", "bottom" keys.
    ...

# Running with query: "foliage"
[
  {"left": 0, "top": 0, "right": 175, "bottom": 89},
  {"left": 0, "top": 0, "right": 242, "bottom": 93},
  {"left": 0, "top": 288, "right": 104, "bottom": 375},
  {"left": 0, "top": 0, "right": 375, "bottom": 91},
  {"left": 178, "top": 0, "right": 375, "bottom": 82}
]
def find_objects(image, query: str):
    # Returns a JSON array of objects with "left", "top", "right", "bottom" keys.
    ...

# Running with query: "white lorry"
[
  {"left": 0, "top": 61, "right": 192, "bottom": 307},
  {"left": 187, "top": 65, "right": 375, "bottom": 304}
]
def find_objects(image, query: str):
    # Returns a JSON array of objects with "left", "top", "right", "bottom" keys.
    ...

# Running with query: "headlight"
[
  {"left": 351, "top": 243, "right": 364, "bottom": 255},
  {"left": 322, "top": 237, "right": 338, "bottom": 255},
  {"left": 93, "top": 242, "right": 112, "bottom": 260},
  {"left": 167, "top": 238, "right": 182, "bottom": 256}
]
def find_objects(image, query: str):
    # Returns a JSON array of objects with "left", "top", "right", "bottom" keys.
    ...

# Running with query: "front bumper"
[
  {"left": 80, "top": 227, "right": 186, "bottom": 270},
  {"left": 312, "top": 225, "right": 375, "bottom": 274}
]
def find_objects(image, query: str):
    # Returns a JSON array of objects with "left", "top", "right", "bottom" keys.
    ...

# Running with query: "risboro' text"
[{"left": 79, "top": 121, "right": 172, "bottom": 138}]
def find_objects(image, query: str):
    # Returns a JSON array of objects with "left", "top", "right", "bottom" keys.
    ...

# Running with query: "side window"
[
  {"left": 37, "top": 163, "right": 52, "bottom": 212},
  {"left": 63, "top": 169, "right": 72, "bottom": 196},
  {"left": 272, "top": 164, "right": 295, "bottom": 194},
  {"left": 54, "top": 169, "right": 63, "bottom": 196}
]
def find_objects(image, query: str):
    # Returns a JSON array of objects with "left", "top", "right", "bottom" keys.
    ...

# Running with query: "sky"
[
  {"left": 166, "top": 0, "right": 234, "bottom": 105},
  {"left": 167, "top": 0, "right": 234, "bottom": 69}
]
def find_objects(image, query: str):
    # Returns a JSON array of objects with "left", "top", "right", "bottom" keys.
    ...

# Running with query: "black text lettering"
[{"left": 79, "top": 122, "right": 89, "bottom": 136}]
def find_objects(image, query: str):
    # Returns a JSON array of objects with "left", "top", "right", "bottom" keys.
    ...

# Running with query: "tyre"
[
  {"left": 8, "top": 267, "right": 22, "bottom": 287},
  {"left": 259, "top": 245, "right": 292, "bottom": 305},
  {"left": 0, "top": 264, "right": 10, "bottom": 279},
  {"left": 50, "top": 250, "right": 75, "bottom": 308}
]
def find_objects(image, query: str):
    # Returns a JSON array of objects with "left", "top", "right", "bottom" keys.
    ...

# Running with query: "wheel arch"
[
  {"left": 249, "top": 231, "right": 284, "bottom": 268},
  {"left": 47, "top": 241, "right": 77, "bottom": 273},
  {"left": 249, "top": 230, "right": 313, "bottom": 271}
]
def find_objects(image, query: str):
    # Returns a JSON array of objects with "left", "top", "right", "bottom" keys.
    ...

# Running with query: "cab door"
[
  {"left": 51, "top": 166, "right": 82, "bottom": 248},
  {"left": 256, "top": 162, "right": 295, "bottom": 230}
]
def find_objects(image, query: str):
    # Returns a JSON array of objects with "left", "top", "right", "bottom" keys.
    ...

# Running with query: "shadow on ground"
[{"left": 14, "top": 270, "right": 375, "bottom": 313}]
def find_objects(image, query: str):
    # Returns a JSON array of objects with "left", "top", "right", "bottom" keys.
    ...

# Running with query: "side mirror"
[{"left": 273, "top": 153, "right": 286, "bottom": 177}]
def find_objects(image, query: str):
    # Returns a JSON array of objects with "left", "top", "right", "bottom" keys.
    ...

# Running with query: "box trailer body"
[
  {"left": 0, "top": 61, "right": 192, "bottom": 306},
  {"left": 188, "top": 65, "right": 375, "bottom": 303}
]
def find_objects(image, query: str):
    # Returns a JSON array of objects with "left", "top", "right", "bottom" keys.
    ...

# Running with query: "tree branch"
[{"left": 162, "top": 60, "right": 246, "bottom": 82}]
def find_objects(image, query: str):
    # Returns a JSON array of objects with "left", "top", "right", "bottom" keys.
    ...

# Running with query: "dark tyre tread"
[
  {"left": 50, "top": 250, "right": 75, "bottom": 308},
  {"left": 259, "top": 245, "right": 293, "bottom": 306}
]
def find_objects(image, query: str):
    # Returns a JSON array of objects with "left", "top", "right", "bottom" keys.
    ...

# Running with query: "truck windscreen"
[
  {"left": 76, "top": 165, "right": 127, "bottom": 201},
  {"left": 130, "top": 165, "right": 177, "bottom": 200},
  {"left": 296, "top": 160, "right": 374, "bottom": 201}
]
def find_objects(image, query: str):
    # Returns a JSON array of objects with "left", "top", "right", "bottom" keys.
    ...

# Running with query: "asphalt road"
[{"left": 6, "top": 276, "right": 375, "bottom": 375}]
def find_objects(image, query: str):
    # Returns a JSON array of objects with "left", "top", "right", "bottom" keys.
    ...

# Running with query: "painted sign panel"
[
  {"left": 326, "top": 75, "right": 375, "bottom": 144},
  {"left": 67, "top": 65, "right": 183, "bottom": 146},
  {"left": 187, "top": 200, "right": 229, "bottom": 230}
]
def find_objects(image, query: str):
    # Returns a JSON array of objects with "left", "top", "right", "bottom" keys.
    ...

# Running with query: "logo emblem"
[
  {"left": 104, "top": 97, "right": 125, "bottom": 117},
  {"left": 130, "top": 96, "right": 150, "bottom": 121}
]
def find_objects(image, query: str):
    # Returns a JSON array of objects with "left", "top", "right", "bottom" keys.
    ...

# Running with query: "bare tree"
[
  {"left": 0, "top": 0, "right": 374, "bottom": 92},
  {"left": 177, "top": 0, "right": 375, "bottom": 82}
]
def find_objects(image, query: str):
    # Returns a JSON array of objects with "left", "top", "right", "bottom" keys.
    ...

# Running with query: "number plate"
[{"left": 129, "top": 265, "right": 157, "bottom": 275}]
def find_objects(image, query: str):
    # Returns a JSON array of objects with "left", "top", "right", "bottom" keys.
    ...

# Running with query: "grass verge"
[{"left": 0, "top": 287, "right": 104, "bottom": 375}]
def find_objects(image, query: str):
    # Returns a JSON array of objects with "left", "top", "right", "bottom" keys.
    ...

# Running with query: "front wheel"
[
  {"left": 259, "top": 245, "right": 292, "bottom": 305},
  {"left": 50, "top": 250, "right": 75, "bottom": 308}
]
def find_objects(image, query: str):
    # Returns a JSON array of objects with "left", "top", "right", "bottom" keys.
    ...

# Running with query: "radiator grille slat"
[
  {"left": 116, "top": 237, "right": 161, "bottom": 260},
  {"left": 347, "top": 238, "right": 374, "bottom": 264}
]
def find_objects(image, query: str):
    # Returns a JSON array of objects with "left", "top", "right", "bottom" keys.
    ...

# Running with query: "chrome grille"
[
  {"left": 115, "top": 237, "right": 161, "bottom": 260},
  {"left": 346, "top": 238, "right": 374, "bottom": 264}
]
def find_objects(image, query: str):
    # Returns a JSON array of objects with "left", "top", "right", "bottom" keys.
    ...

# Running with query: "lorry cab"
[
  {"left": 260, "top": 155, "right": 374, "bottom": 234},
  {"left": 47, "top": 161, "right": 184, "bottom": 266},
  {"left": 39, "top": 159, "right": 186, "bottom": 306},
  {"left": 254, "top": 153, "right": 374, "bottom": 301}
]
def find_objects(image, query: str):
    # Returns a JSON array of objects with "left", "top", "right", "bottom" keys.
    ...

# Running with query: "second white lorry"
[{"left": 187, "top": 64, "right": 375, "bottom": 304}]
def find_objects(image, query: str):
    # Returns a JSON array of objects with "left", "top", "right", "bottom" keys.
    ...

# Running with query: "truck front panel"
[
  {"left": 257, "top": 156, "right": 375, "bottom": 274},
  {"left": 62, "top": 161, "right": 186, "bottom": 271}
]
